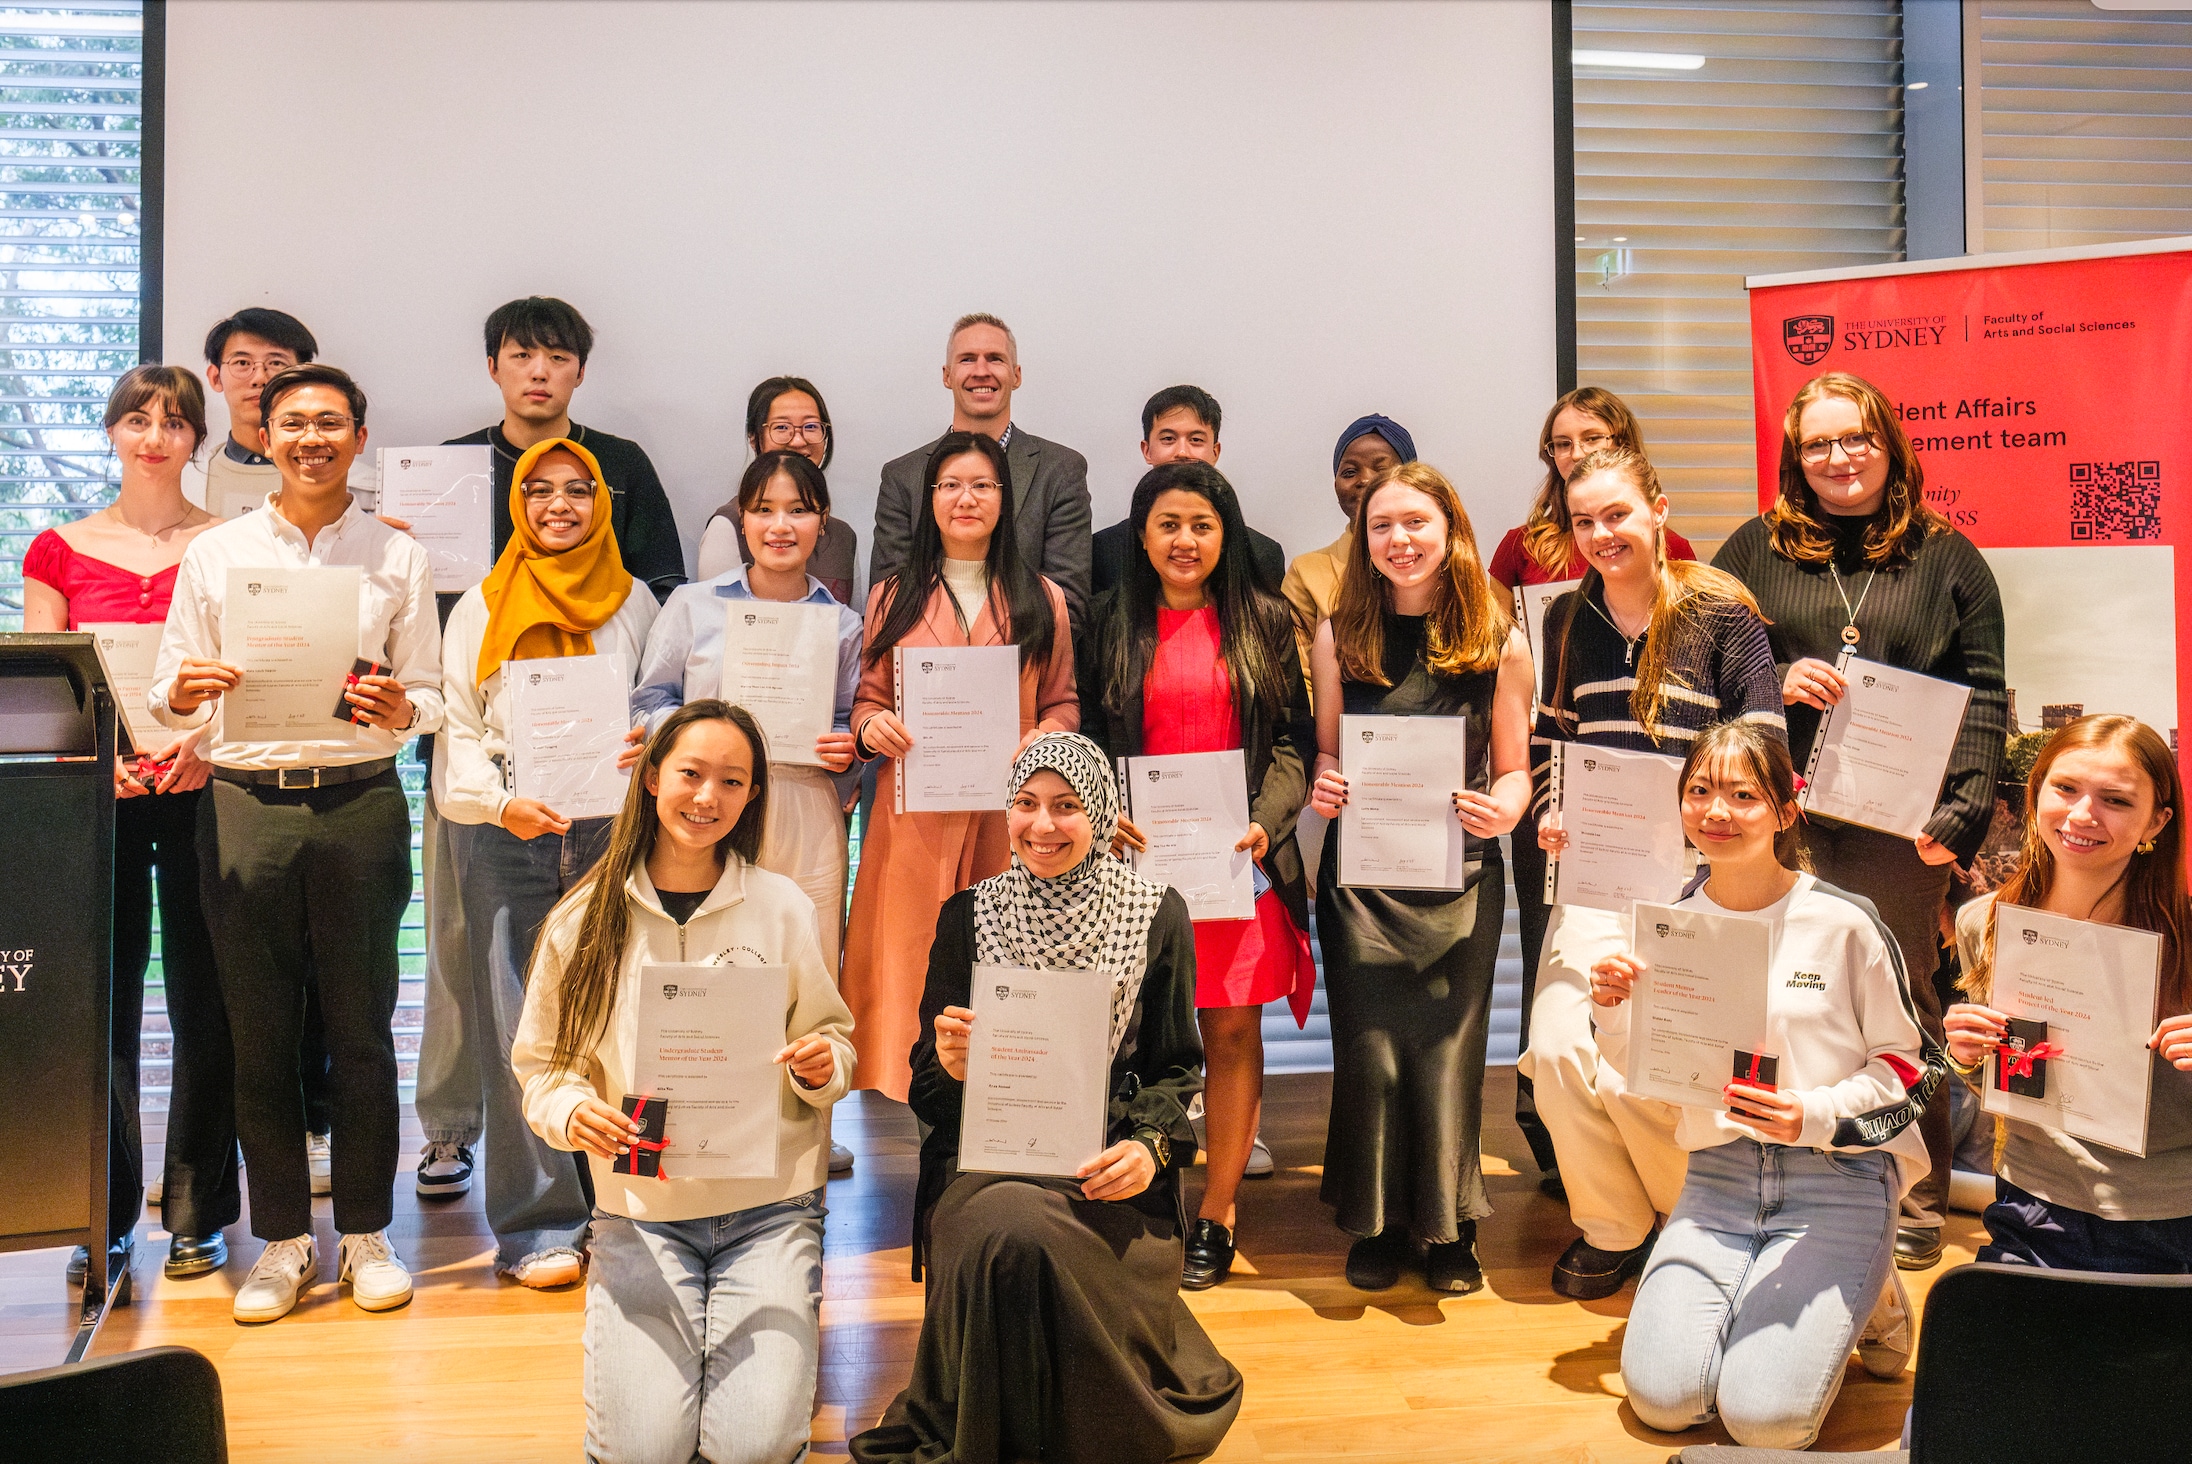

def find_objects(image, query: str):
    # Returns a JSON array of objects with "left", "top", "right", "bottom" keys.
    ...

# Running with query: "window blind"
[
  {"left": 1572, "top": 0, "right": 1908, "bottom": 558},
  {"left": 1977, "top": 0, "right": 2192, "bottom": 254}
]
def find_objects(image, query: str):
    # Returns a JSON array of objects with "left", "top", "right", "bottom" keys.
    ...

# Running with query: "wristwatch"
[{"left": 1134, "top": 1126, "right": 1171, "bottom": 1169}]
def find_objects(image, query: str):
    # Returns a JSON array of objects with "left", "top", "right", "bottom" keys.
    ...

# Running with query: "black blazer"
[
  {"left": 1091, "top": 517, "right": 1287, "bottom": 600},
  {"left": 1074, "top": 587, "right": 1315, "bottom": 939}
]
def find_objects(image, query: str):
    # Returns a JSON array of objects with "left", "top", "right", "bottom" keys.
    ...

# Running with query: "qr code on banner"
[{"left": 2069, "top": 461, "right": 2162, "bottom": 541}]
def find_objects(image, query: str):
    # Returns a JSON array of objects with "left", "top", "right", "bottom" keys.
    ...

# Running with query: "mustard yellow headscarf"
[{"left": 475, "top": 437, "right": 633, "bottom": 686}]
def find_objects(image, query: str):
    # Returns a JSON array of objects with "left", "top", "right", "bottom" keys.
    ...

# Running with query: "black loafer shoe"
[
  {"left": 1425, "top": 1223, "right": 1484, "bottom": 1294},
  {"left": 1551, "top": 1235, "right": 1651, "bottom": 1300},
  {"left": 1894, "top": 1225, "right": 1945, "bottom": 1271},
  {"left": 1344, "top": 1229, "right": 1410, "bottom": 1291},
  {"left": 166, "top": 1232, "right": 229, "bottom": 1279},
  {"left": 1181, "top": 1219, "right": 1235, "bottom": 1291}
]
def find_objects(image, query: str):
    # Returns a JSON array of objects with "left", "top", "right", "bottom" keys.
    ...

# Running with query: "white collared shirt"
[{"left": 148, "top": 490, "right": 445, "bottom": 770}]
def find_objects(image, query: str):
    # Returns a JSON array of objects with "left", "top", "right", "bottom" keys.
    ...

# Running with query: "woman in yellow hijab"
[{"left": 430, "top": 437, "right": 663, "bottom": 1288}]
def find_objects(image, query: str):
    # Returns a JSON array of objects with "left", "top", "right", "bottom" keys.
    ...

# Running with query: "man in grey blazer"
[{"left": 868, "top": 312, "right": 1093, "bottom": 626}]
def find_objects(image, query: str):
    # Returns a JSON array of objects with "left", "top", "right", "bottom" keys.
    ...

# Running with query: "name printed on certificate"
[
  {"left": 1545, "top": 743, "right": 1689, "bottom": 913},
  {"left": 1514, "top": 578, "right": 1583, "bottom": 707},
  {"left": 377, "top": 446, "right": 495, "bottom": 594},
  {"left": 1123, "top": 749, "right": 1254, "bottom": 921},
  {"left": 959, "top": 963, "right": 1111, "bottom": 1179},
  {"left": 84, "top": 622, "right": 165, "bottom": 755},
  {"left": 1982, "top": 904, "right": 2161, "bottom": 1157},
  {"left": 719, "top": 600, "right": 840, "bottom": 768},
  {"left": 632, "top": 963, "right": 789, "bottom": 1179},
  {"left": 220, "top": 565, "right": 362, "bottom": 744},
  {"left": 1623, "top": 902, "right": 1772, "bottom": 1110},
  {"left": 1338, "top": 713, "right": 1471, "bottom": 891},
  {"left": 508, "top": 652, "right": 633, "bottom": 821},
  {"left": 893, "top": 644, "right": 1022, "bottom": 814},
  {"left": 1801, "top": 654, "right": 1971, "bottom": 840}
]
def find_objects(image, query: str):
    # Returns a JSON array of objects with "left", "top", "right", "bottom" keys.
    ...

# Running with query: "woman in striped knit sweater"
[{"left": 1520, "top": 446, "right": 1786, "bottom": 1300}]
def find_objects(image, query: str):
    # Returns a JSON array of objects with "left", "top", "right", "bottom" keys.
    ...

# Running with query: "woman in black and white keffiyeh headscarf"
[{"left": 851, "top": 731, "right": 1244, "bottom": 1464}]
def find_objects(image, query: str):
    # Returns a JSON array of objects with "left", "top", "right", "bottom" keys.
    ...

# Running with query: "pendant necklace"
[
  {"left": 1828, "top": 562, "right": 1876, "bottom": 647},
  {"left": 1586, "top": 594, "right": 1644, "bottom": 666}
]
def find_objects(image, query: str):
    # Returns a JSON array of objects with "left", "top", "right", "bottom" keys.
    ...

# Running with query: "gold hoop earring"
[{"left": 2138, "top": 840, "right": 2157, "bottom": 855}]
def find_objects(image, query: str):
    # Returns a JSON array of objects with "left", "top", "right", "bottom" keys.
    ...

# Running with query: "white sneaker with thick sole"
[
  {"left": 145, "top": 1173, "right": 163, "bottom": 1206},
  {"left": 1245, "top": 1134, "right": 1276, "bottom": 1178},
  {"left": 416, "top": 1140, "right": 473, "bottom": 1198},
  {"left": 829, "top": 1140, "right": 855, "bottom": 1174},
  {"left": 1858, "top": 1269, "right": 1913, "bottom": 1378},
  {"left": 233, "top": 1235, "right": 318, "bottom": 1324},
  {"left": 509, "top": 1248, "right": 584, "bottom": 1290},
  {"left": 338, "top": 1230, "right": 413, "bottom": 1312},
  {"left": 307, "top": 1132, "right": 332, "bottom": 1196}
]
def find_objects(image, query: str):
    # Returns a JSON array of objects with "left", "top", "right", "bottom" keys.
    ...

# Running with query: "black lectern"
[{"left": 0, "top": 632, "right": 121, "bottom": 1362}]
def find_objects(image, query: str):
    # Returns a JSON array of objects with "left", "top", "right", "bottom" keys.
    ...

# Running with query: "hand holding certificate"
[
  {"left": 377, "top": 446, "right": 494, "bottom": 592},
  {"left": 958, "top": 963, "right": 1111, "bottom": 1178},
  {"left": 220, "top": 566, "right": 362, "bottom": 743},
  {"left": 1122, "top": 750, "right": 1254, "bottom": 921},
  {"left": 893, "top": 645, "right": 1021, "bottom": 813},
  {"left": 1800, "top": 653, "right": 1970, "bottom": 840},
  {"left": 84, "top": 622, "right": 164, "bottom": 755},
  {"left": 1338, "top": 713, "right": 1471, "bottom": 890},
  {"left": 1544, "top": 743, "right": 1688, "bottom": 911},
  {"left": 508, "top": 652, "right": 633, "bottom": 820},
  {"left": 1622, "top": 902, "right": 1773, "bottom": 1109},
  {"left": 632, "top": 963, "right": 789, "bottom": 1179},
  {"left": 720, "top": 600, "right": 839, "bottom": 767}
]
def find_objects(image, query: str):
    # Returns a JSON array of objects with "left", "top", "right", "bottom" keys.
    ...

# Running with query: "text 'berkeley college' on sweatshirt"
[{"left": 1593, "top": 871, "right": 1933, "bottom": 1194}]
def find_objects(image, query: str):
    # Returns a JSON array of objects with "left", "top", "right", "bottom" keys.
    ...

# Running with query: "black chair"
[
  {"left": 0, "top": 1345, "right": 226, "bottom": 1464},
  {"left": 1668, "top": 1262, "right": 2192, "bottom": 1464}
]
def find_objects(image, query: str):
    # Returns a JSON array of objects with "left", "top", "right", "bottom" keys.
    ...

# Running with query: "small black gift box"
[
  {"left": 1998, "top": 1018, "right": 2051, "bottom": 1099},
  {"left": 614, "top": 1094, "right": 668, "bottom": 1177},
  {"left": 332, "top": 658, "right": 391, "bottom": 724},
  {"left": 1731, "top": 1050, "right": 1780, "bottom": 1090}
]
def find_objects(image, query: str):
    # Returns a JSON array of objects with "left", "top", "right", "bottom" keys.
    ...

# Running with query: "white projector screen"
[{"left": 163, "top": 0, "right": 1556, "bottom": 578}]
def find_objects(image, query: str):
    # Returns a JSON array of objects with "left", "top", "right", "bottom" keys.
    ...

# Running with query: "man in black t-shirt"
[{"left": 1089, "top": 384, "right": 1285, "bottom": 597}]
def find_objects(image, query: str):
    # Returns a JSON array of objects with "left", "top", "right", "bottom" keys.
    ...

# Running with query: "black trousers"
[
  {"left": 198, "top": 771, "right": 412, "bottom": 1241},
  {"left": 1507, "top": 814, "right": 1559, "bottom": 1174},
  {"left": 113, "top": 789, "right": 240, "bottom": 1244}
]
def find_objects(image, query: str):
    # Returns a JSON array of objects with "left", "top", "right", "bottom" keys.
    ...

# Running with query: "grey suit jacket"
[{"left": 868, "top": 426, "right": 1093, "bottom": 625}]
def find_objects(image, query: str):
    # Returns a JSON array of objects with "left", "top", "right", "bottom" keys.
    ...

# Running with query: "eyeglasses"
[
  {"left": 1798, "top": 431, "right": 1880, "bottom": 465},
  {"left": 1549, "top": 431, "right": 1614, "bottom": 457},
  {"left": 269, "top": 413, "right": 355, "bottom": 439},
  {"left": 520, "top": 479, "right": 598, "bottom": 505},
  {"left": 763, "top": 421, "right": 828, "bottom": 446},
  {"left": 935, "top": 478, "right": 1002, "bottom": 499},
  {"left": 223, "top": 355, "right": 296, "bottom": 380}
]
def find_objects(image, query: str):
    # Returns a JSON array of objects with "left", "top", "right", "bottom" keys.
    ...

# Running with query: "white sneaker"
[
  {"left": 145, "top": 1173, "right": 163, "bottom": 1206},
  {"left": 509, "top": 1248, "right": 584, "bottom": 1290},
  {"left": 1858, "top": 1270, "right": 1913, "bottom": 1378},
  {"left": 1245, "top": 1133, "right": 1276, "bottom": 1178},
  {"left": 233, "top": 1235, "right": 318, "bottom": 1324},
  {"left": 338, "top": 1230, "right": 413, "bottom": 1312},
  {"left": 415, "top": 1140, "right": 473, "bottom": 1198},
  {"left": 829, "top": 1140, "right": 855, "bottom": 1174},
  {"left": 307, "top": 1132, "right": 332, "bottom": 1195}
]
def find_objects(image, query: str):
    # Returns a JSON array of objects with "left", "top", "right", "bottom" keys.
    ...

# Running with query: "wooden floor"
[{"left": 0, "top": 1067, "right": 1985, "bottom": 1461}]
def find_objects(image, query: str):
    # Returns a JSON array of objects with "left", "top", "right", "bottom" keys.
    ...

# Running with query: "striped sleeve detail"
[{"left": 1805, "top": 877, "right": 1949, "bottom": 1150}]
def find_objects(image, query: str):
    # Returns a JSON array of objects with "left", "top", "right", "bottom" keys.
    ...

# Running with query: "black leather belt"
[{"left": 214, "top": 757, "right": 397, "bottom": 791}]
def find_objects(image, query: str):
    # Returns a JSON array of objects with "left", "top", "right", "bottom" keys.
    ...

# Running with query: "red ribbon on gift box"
[
  {"left": 1999, "top": 1041, "right": 2064, "bottom": 1082},
  {"left": 627, "top": 1096, "right": 671, "bottom": 1180}
]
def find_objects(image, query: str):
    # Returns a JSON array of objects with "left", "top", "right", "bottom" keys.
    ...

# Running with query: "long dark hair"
[
  {"left": 1097, "top": 461, "right": 1294, "bottom": 726},
  {"left": 544, "top": 701, "right": 771, "bottom": 1075},
  {"left": 736, "top": 450, "right": 830, "bottom": 518},
  {"left": 864, "top": 431, "right": 1056, "bottom": 670},
  {"left": 1679, "top": 719, "right": 1808, "bottom": 870}
]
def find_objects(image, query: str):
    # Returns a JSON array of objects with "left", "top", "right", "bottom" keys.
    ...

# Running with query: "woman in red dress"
[{"left": 1077, "top": 460, "right": 1314, "bottom": 1288}]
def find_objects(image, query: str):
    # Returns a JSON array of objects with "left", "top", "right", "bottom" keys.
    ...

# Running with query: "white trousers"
[{"left": 759, "top": 763, "right": 849, "bottom": 977}]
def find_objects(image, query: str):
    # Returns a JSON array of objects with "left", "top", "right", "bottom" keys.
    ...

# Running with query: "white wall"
[{"left": 164, "top": 0, "right": 1556, "bottom": 573}]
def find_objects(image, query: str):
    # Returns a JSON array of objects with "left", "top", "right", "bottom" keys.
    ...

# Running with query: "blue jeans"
[
  {"left": 447, "top": 816, "right": 612, "bottom": 1267},
  {"left": 585, "top": 1194, "right": 825, "bottom": 1464},
  {"left": 1622, "top": 1138, "right": 1898, "bottom": 1450}
]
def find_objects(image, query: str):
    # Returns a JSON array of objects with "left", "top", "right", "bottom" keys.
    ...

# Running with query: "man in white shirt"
[{"left": 150, "top": 364, "right": 442, "bottom": 1325}]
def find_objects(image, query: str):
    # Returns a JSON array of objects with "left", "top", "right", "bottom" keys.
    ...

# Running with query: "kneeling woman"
[
  {"left": 850, "top": 733, "right": 1243, "bottom": 1464},
  {"left": 1589, "top": 721, "right": 1936, "bottom": 1451},
  {"left": 513, "top": 702, "right": 854, "bottom": 1463}
]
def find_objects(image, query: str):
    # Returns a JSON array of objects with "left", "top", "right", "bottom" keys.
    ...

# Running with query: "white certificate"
[
  {"left": 507, "top": 652, "right": 632, "bottom": 820},
  {"left": 1338, "top": 713, "right": 1470, "bottom": 890},
  {"left": 220, "top": 566, "right": 362, "bottom": 744},
  {"left": 1623, "top": 901, "right": 1772, "bottom": 1109},
  {"left": 1123, "top": 750, "right": 1253, "bottom": 921},
  {"left": 84, "top": 621, "right": 165, "bottom": 754},
  {"left": 1546, "top": 743, "right": 1689, "bottom": 912},
  {"left": 377, "top": 446, "right": 495, "bottom": 593},
  {"left": 632, "top": 963, "right": 788, "bottom": 1179},
  {"left": 719, "top": 599, "right": 839, "bottom": 767},
  {"left": 893, "top": 644, "right": 1021, "bottom": 813},
  {"left": 959, "top": 963, "right": 1111, "bottom": 1178},
  {"left": 1513, "top": 577, "right": 1583, "bottom": 705},
  {"left": 1801, "top": 654, "right": 1971, "bottom": 840},
  {"left": 1981, "top": 904, "right": 2160, "bottom": 1156}
]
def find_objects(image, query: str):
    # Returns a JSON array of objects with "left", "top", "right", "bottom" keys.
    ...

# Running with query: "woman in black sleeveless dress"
[{"left": 1306, "top": 463, "right": 1535, "bottom": 1291}]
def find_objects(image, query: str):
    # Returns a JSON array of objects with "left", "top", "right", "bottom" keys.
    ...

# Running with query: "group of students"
[{"left": 23, "top": 294, "right": 2192, "bottom": 1462}]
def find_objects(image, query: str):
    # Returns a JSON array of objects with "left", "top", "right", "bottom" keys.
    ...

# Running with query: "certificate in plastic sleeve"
[
  {"left": 1800, "top": 653, "right": 1971, "bottom": 840},
  {"left": 1981, "top": 904, "right": 2160, "bottom": 1156},
  {"left": 508, "top": 652, "right": 632, "bottom": 820},
  {"left": 1337, "top": 713, "right": 1470, "bottom": 891},
  {"left": 1623, "top": 902, "right": 1772, "bottom": 1109},
  {"left": 1545, "top": 743, "right": 1688, "bottom": 912},
  {"left": 1122, "top": 749, "right": 1253, "bottom": 921},
  {"left": 377, "top": 446, "right": 495, "bottom": 593},
  {"left": 220, "top": 565, "right": 362, "bottom": 744},
  {"left": 719, "top": 599, "right": 839, "bottom": 767},
  {"left": 959, "top": 963, "right": 1110, "bottom": 1178},
  {"left": 1513, "top": 577, "right": 1583, "bottom": 706},
  {"left": 84, "top": 622, "right": 164, "bottom": 755},
  {"left": 633, "top": 963, "right": 788, "bottom": 1179},
  {"left": 893, "top": 644, "right": 1021, "bottom": 813}
]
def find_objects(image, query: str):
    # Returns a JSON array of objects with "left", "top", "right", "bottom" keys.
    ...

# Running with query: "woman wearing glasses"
[
  {"left": 1713, "top": 370, "right": 2007, "bottom": 1272},
  {"left": 435, "top": 437, "right": 660, "bottom": 1289},
  {"left": 696, "top": 376, "right": 861, "bottom": 606}
]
